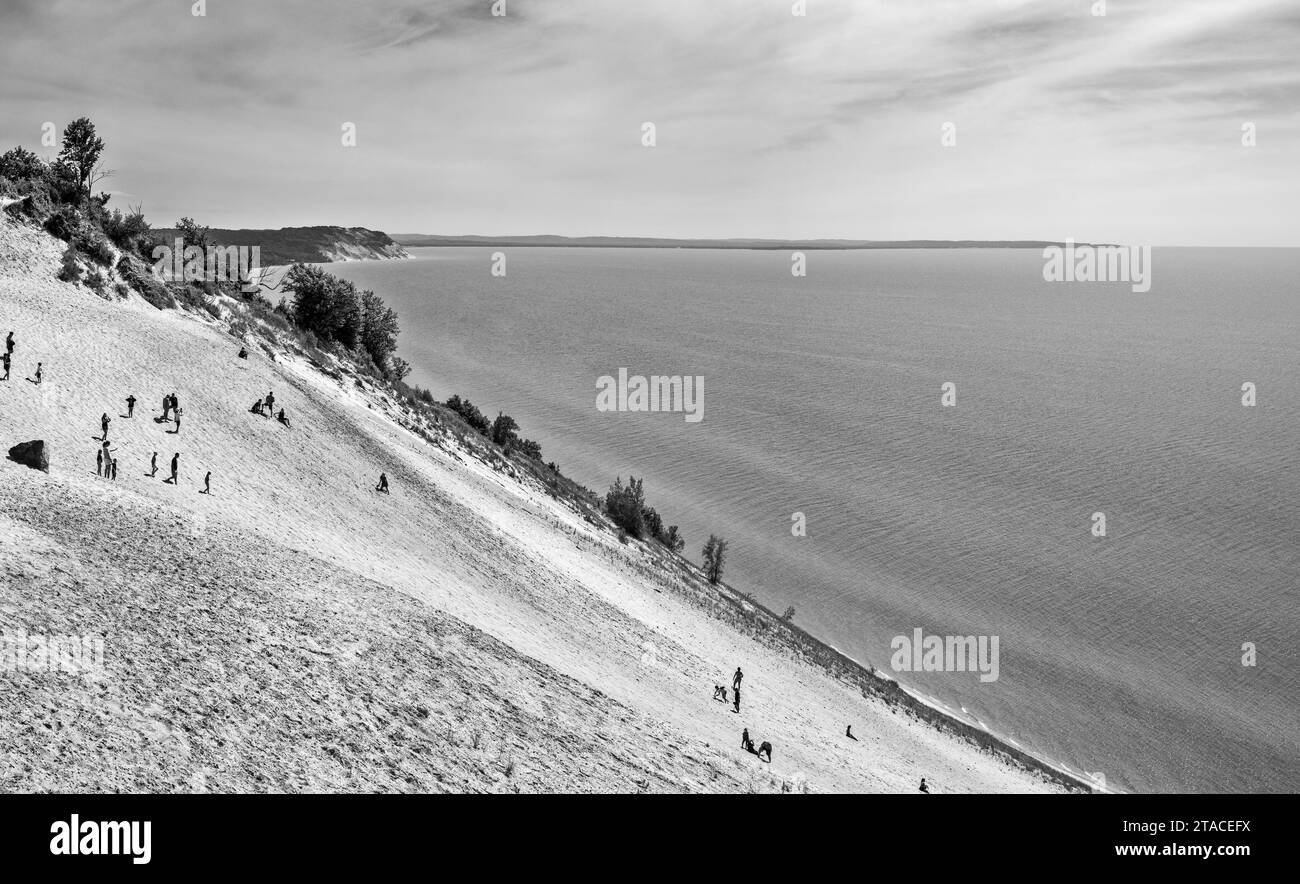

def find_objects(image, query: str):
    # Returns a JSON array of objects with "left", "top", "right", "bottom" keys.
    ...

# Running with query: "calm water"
[{"left": 327, "top": 247, "right": 1300, "bottom": 793}]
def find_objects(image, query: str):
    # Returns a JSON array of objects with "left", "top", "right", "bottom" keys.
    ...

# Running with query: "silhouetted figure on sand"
[
  {"left": 846, "top": 725, "right": 856, "bottom": 740},
  {"left": 733, "top": 667, "right": 743, "bottom": 690},
  {"left": 741, "top": 728, "right": 755, "bottom": 753},
  {"left": 101, "top": 413, "right": 110, "bottom": 440},
  {"left": 96, "top": 449, "right": 103, "bottom": 476},
  {"left": 110, "top": 459, "right": 118, "bottom": 481},
  {"left": 126, "top": 395, "right": 136, "bottom": 418},
  {"left": 4, "top": 331, "right": 13, "bottom": 355},
  {"left": 31, "top": 362, "right": 42, "bottom": 385},
  {"left": 149, "top": 451, "right": 158, "bottom": 477},
  {"left": 1, "top": 351, "right": 9, "bottom": 381},
  {"left": 170, "top": 406, "right": 182, "bottom": 434},
  {"left": 277, "top": 408, "right": 291, "bottom": 428},
  {"left": 238, "top": 346, "right": 248, "bottom": 359},
  {"left": 160, "top": 393, "right": 171, "bottom": 421},
  {"left": 376, "top": 473, "right": 390, "bottom": 494},
  {"left": 264, "top": 391, "right": 275, "bottom": 414},
  {"left": 919, "top": 778, "right": 930, "bottom": 794},
  {"left": 713, "top": 685, "right": 728, "bottom": 702},
  {"left": 757, "top": 741, "right": 772, "bottom": 763},
  {"left": 201, "top": 471, "right": 211, "bottom": 494},
  {"left": 165, "top": 452, "right": 179, "bottom": 485},
  {"left": 250, "top": 399, "right": 264, "bottom": 416},
  {"left": 732, "top": 686, "right": 741, "bottom": 713}
]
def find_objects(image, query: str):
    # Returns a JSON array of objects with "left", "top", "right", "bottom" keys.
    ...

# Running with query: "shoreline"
[{"left": 312, "top": 253, "right": 1097, "bottom": 795}]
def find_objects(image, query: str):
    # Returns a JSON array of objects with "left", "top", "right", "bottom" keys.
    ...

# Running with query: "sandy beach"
[{"left": 0, "top": 214, "right": 1078, "bottom": 793}]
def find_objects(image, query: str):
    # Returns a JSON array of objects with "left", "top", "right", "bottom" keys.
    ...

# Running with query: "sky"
[{"left": 1, "top": 0, "right": 1297, "bottom": 245}]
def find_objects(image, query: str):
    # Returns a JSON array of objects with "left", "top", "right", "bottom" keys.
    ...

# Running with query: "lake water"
[{"left": 326, "top": 246, "right": 1300, "bottom": 793}]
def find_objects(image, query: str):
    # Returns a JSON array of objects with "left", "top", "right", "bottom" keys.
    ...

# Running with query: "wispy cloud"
[{"left": 0, "top": 0, "right": 1294, "bottom": 244}]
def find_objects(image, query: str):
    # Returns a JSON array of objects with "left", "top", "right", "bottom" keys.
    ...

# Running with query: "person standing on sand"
[
  {"left": 111, "top": 459, "right": 118, "bottom": 481},
  {"left": 165, "top": 452, "right": 179, "bottom": 485},
  {"left": 172, "top": 406, "right": 182, "bottom": 434},
  {"left": 96, "top": 448, "right": 103, "bottom": 477},
  {"left": 2, "top": 351, "right": 9, "bottom": 381},
  {"left": 732, "top": 685, "right": 741, "bottom": 714},
  {"left": 101, "top": 413, "right": 110, "bottom": 440},
  {"left": 161, "top": 393, "right": 171, "bottom": 421},
  {"left": 126, "top": 395, "right": 136, "bottom": 418},
  {"left": 733, "top": 667, "right": 743, "bottom": 690},
  {"left": 741, "top": 728, "right": 755, "bottom": 753},
  {"left": 264, "top": 391, "right": 275, "bottom": 415},
  {"left": 150, "top": 451, "right": 158, "bottom": 477},
  {"left": 33, "top": 362, "right": 42, "bottom": 385},
  {"left": 376, "top": 473, "right": 389, "bottom": 494},
  {"left": 201, "top": 471, "right": 211, "bottom": 495},
  {"left": 5, "top": 331, "right": 13, "bottom": 355}
]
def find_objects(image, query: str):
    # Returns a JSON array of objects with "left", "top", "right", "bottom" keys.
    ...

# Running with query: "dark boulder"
[{"left": 7, "top": 440, "right": 49, "bottom": 472}]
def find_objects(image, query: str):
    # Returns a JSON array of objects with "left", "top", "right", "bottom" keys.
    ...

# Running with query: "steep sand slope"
[{"left": 0, "top": 216, "right": 1069, "bottom": 792}]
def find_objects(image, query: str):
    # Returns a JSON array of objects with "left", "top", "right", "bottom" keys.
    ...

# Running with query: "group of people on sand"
[
  {"left": 715, "top": 664, "right": 932, "bottom": 792},
  {"left": 249, "top": 389, "right": 291, "bottom": 428},
  {"left": 719, "top": 666, "right": 774, "bottom": 763},
  {"left": 158, "top": 391, "right": 184, "bottom": 433},
  {"left": 80, "top": 381, "right": 209, "bottom": 494},
  {"left": 2, "top": 331, "right": 41, "bottom": 384}
]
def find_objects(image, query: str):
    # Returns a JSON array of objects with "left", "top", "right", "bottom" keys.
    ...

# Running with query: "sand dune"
[{"left": 0, "top": 215, "right": 1071, "bottom": 793}]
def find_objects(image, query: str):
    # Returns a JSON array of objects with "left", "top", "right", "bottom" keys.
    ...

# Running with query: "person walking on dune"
[
  {"left": 376, "top": 473, "right": 390, "bottom": 494},
  {"left": 126, "top": 395, "right": 136, "bottom": 418},
  {"left": 32, "top": 362, "right": 42, "bottom": 385},
  {"left": 165, "top": 452, "right": 179, "bottom": 485},
  {"left": 1, "top": 351, "right": 9, "bottom": 381},
  {"left": 149, "top": 451, "right": 158, "bottom": 477},
  {"left": 741, "top": 728, "right": 755, "bottom": 754},
  {"left": 733, "top": 667, "right": 743, "bottom": 690},
  {"left": 201, "top": 471, "right": 211, "bottom": 495},
  {"left": 732, "top": 685, "right": 741, "bottom": 714},
  {"left": 101, "top": 413, "right": 110, "bottom": 440}
]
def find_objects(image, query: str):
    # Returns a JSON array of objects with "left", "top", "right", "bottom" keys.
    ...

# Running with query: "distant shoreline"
[{"left": 391, "top": 235, "right": 1098, "bottom": 250}]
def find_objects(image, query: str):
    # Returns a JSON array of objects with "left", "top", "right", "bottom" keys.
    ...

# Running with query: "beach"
[{"left": 0, "top": 215, "right": 1075, "bottom": 793}]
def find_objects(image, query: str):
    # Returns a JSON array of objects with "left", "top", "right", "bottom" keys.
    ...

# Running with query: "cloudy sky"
[{"left": 2, "top": 0, "right": 1296, "bottom": 244}]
